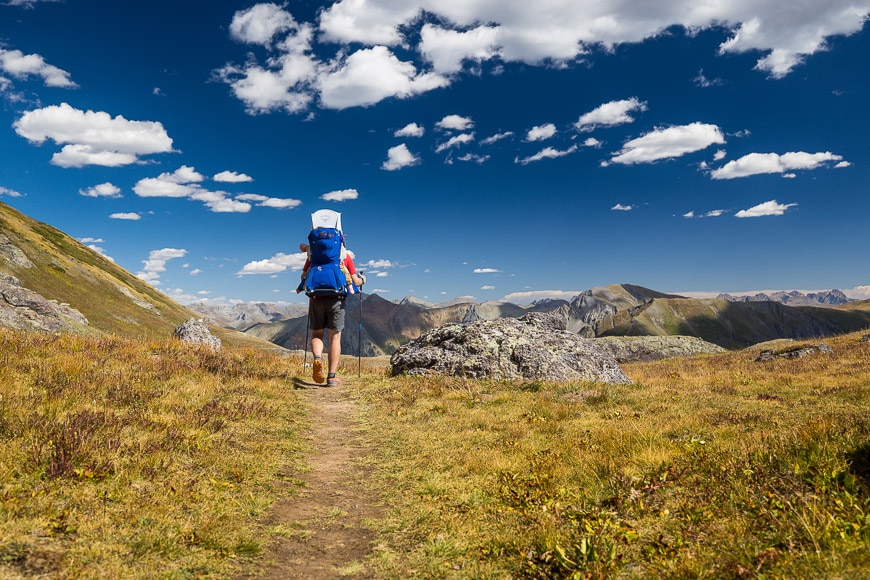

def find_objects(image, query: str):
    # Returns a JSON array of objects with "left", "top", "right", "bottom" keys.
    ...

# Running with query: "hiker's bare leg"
[
  {"left": 311, "top": 329, "right": 325, "bottom": 358},
  {"left": 327, "top": 330, "right": 342, "bottom": 374}
]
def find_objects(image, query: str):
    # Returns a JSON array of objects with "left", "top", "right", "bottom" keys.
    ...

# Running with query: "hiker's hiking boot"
[
  {"left": 327, "top": 375, "right": 340, "bottom": 388},
  {"left": 312, "top": 358, "right": 326, "bottom": 384}
]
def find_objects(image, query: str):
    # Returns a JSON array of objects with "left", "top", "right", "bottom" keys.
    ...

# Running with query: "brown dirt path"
[{"left": 239, "top": 376, "right": 384, "bottom": 579}]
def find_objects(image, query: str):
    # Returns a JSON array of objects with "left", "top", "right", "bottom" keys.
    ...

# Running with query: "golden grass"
[
  {"left": 0, "top": 329, "right": 308, "bottom": 578},
  {"left": 3, "top": 326, "right": 870, "bottom": 578},
  {"left": 354, "top": 331, "right": 870, "bottom": 578}
]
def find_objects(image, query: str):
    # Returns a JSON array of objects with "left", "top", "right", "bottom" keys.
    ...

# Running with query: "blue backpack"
[{"left": 303, "top": 227, "right": 349, "bottom": 298}]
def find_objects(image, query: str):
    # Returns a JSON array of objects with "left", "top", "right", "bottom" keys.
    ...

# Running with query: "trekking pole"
[
  {"left": 303, "top": 298, "right": 311, "bottom": 375},
  {"left": 358, "top": 272, "right": 364, "bottom": 378}
]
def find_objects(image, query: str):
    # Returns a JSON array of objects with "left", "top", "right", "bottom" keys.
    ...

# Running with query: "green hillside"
[{"left": 0, "top": 201, "right": 272, "bottom": 349}]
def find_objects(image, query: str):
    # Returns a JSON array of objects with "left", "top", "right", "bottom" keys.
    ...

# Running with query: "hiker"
[{"left": 296, "top": 210, "right": 365, "bottom": 387}]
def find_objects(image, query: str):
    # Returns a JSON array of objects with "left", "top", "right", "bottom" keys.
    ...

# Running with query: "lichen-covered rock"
[
  {"left": 390, "top": 312, "right": 631, "bottom": 384},
  {"left": 172, "top": 318, "right": 221, "bottom": 350},
  {"left": 593, "top": 335, "right": 726, "bottom": 363},
  {"left": 754, "top": 343, "right": 832, "bottom": 362},
  {"left": 0, "top": 273, "right": 89, "bottom": 331}
]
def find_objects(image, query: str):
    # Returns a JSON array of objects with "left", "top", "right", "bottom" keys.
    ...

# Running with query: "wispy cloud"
[
  {"left": 137, "top": 248, "right": 187, "bottom": 285},
  {"left": 607, "top": 122, "right": 725, "bottom": 165},
  {"left": 515, "top": 144, "right": 578, "bottom": 165},
  {"left": 575, "top": 97, "right": 646, "bottom": 132},
  {"left": 735, "top": 199, "right": 797, "bottom": 218},
  {"left": 711, "top": 151, "right": 846, "bottom": 179}
]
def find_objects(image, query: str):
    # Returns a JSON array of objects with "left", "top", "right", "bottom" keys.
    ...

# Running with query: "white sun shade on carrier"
[{"left": 311, "top": 209, "right": 342, "bottom": 231}]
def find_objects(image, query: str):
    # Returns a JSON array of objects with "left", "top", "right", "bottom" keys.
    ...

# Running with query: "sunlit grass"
[
  {"left": 355, "top": 331, "right": 870, "bottom": 578},
  {"left": 0, "top": 329, "right": 308, "bottom": 578}
]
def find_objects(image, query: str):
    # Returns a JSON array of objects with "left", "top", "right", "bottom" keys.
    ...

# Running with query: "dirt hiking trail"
[{"left": 239, "top": 376, "right": 384, "bottom": 579}]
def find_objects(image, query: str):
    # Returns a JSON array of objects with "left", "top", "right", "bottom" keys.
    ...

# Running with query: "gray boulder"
[
  {"left": 390, "top": 312, "right": 631, "bottom": 384},
  {"left": 0, "top": 273, "right": 89, "bottom": 331},
  {"left": 593, "top": 335, "right": 726, "bottom": 363},
  {"left": 754, "top": 343, "right": 832, "bottom": 362},
  {"left": 173, "top": 318, "right": 221, "bottom": 350}
]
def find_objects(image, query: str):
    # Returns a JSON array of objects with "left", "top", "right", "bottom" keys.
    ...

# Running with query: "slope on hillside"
[
  {"left": 0, "top": 201, "right": 275, "bottom": 348},
  {"left": 596, "top": 297, "right": 870, "bottom": 348}
]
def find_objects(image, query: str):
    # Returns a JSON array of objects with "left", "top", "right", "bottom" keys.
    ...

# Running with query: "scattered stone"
[
  {"left": 592, "top": 335, "right": 726, "bottom": 363},
  {"left": 860, "top": 334, "right": 870, "bottom": 343},
  {"left": 754, "top": 343, "right": 832, "bottom": 362},
  {"left": 0, "top": 272, "right": 88, "bottom": 331},
  {"left": 172, "top": 318, "right": 221, "bottom": 350},
  {"left": 0, "top": 234, "right": 34, "bottom": 268},
  {"left": 390, "top": 312, "right": 631, "bottom": 384}
]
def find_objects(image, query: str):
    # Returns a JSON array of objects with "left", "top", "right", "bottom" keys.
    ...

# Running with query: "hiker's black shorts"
[{"left": 309, "top": 298, "right": 346, "bottom": 332}]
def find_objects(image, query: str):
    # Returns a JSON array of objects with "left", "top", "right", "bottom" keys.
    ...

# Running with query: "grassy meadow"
[{"left": 2, "top": 327, "right": 870, "bottom": 578}]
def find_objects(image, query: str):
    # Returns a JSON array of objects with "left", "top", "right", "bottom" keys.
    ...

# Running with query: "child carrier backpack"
[{"left": 303, "top": 210, "right": 350, "bottom": 298}]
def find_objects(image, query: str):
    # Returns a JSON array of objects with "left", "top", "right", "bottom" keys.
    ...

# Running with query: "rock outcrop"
[
  {"left": 172, "top": 318, "right": 221, "bottom": 350},
  {"left": 390, "top": 312, "right": 631, "bottom": 384},
  {"left": 754, "top": 343, "right": 832, "bottom": 362},
  {"left": 0, "top": 273, "right": 89, "bottom": 331},
  {"left": 592, "top": 335, "right": 726, "bottom": 363}
]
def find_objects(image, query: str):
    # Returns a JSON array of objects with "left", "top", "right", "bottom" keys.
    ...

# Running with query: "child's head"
[{"left": 299, "top": 243, "right": 309, "bottom": 253}]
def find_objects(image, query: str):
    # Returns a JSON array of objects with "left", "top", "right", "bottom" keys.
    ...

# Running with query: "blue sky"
[{"left": 1, "top": 0, "right": 868, "bottom": 306}]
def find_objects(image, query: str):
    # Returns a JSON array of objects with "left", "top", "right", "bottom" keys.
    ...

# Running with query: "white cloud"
[
  {"left": 137, "top": 248, "right": 187, "bottom": 285},
  {"left": 219, "top": 2, "right": 869, "bottom": 114},
  {"left": 435, "top": 132, "right": 475, "bottom": 153},
  {"left": 0, "top": 48, "right": 77, "bottom": 88},
  {"left": 683, "top": 211, "right": 695, "bottom": 218},
  {"left": 395, "top": 122, "right": 425, "bottom": 137},
  {"left": 189, "top": 269, "right": 202, "bottom": 276},
  {"left": 583, "top": 137, "right": 602, "bottom": 148},
  {"left": 515, "top": 144, "right": 578, "bottom": 165},
  {"left": 481, "top": 131, "right": 513, "bottom": 145},
  {"left": 845, "top": 286, "right": 870, "bottom": 300},
  {"left": 609, "top": 122, "right": 725, "bottom": 165},
  {"left": 458, "top": 153, "right": 490, "bottom": 164},
  {"left": 382, "top": 143, "right": 419, "bottom": 171},
  {"left": 109, "top": 212, "right": 141, "bottom": 220},
  {"left": 229, "top": 3, "right": 298, "bottom": 45},
  {"left": 436, "top": 114, "right": 474, "bottom": 131},
  {"left": 235, "top": 193, "right": 302, "bottom": 209},
  {"left": 474, "top": 268, "right": 501, "bottom": 274},
  {"left": 321, "top": 188, "right": 359, "bottom": 202},
  {"left": 6, "top": 0, "right": 63, "bottom": 6},
  {"left": 710, "top": 151, "right": 845, "bottom": 179},
  {"left": 214, "top": 170, "right": 254, "bottom": 183},
  {"left": 501, "top": 290, "right": 580, "bottom": 305},
  {"left": 526, "top": 123, "right": 557, "bottom": 142},
  {"left": 319, "top": 46, "right": 449, "bottom": 109},
  {"left": 14, "top": 103, "right": 174, "bottom": 168},
  {"left": 133, "top": 166, "right": 258, "bottom": 213},
  {"left": 713, "top": 149, "right": 727, "bottom": 161},
  {"left": 0, "top": 186, "right": 23, "bottom": 197},
  {"left": 237, "top": 251, "right": 307, "bottom": 275},
  {"left": 419, "top": 23, "right": 500, "bottom": 74},
  {"left": 79, "top": 182, "right": 121, "bottom": 198},
  {"left": 481, "top": 285, "right": 496, "bottom": 290},
  {"left": 612, "top": 204, "right": 633, "bottom": 211},
  {"left": 735, "top": 199, "right": 797, "bottom": 218},
  {"left": 364, "top": 259, "right": 395, "bottom": 269},
  {"left": 575, "top": 97, "right": 647, "bottom": 132}
]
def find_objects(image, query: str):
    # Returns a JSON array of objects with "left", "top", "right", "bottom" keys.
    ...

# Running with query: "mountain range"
[
  {"left": 190, "top": 283, "right": 870, "bottom": 355},
  {"left": 1, "top": 200, "right": 868, "bottom": 355}
]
